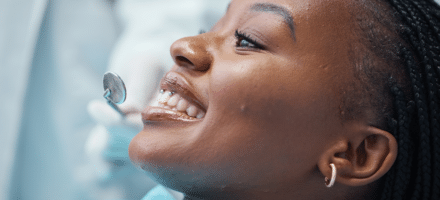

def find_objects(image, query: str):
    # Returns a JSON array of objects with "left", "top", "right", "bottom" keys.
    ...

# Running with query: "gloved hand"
[
  {"left": 85, "top": 55, "right": 165, "bottom": 180},
  {"left": 83, "top": 56, "right": 165, "bottom": 200}
]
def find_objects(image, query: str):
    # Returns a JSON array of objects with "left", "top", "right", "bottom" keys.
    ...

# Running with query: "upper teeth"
[{"left": 154, "top": 90, "right": 205, "bottom": 119}]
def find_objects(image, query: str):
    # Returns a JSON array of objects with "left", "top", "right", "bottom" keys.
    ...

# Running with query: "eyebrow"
[{"left": 250, "top": 3, "right": 296, "bottom": 40}]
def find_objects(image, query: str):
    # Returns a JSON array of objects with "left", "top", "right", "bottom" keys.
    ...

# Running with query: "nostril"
[
  {"left": 176, "top": 56, "right": 194, "bottom": 67},
  {"left": 171, "top": 37, "right": 212, "bottom": 71}
]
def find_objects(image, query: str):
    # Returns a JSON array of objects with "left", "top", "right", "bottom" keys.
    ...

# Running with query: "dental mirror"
[{"left": 103, "top": 72, "right": 126, "bottom": 116}]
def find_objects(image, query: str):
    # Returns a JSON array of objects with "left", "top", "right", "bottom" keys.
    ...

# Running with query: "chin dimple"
[{"left": 155, "top": 90, "right": 205, "bottom": 119}]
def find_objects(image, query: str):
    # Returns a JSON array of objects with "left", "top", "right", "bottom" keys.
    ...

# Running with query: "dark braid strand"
[
  {"left": 411, "top": 3, "right": 440, "bottom": 199},
  {"left": 388, "top": 86, "right": 415, "bottom": 200},
  {"left": 376, "top": 0, "right": 440, "bottom": 200},
  {"left": 348, "top": 0, "right": 440, "bottom": 199}
]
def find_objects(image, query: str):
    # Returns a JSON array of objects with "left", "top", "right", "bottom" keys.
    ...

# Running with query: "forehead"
[
  {"left": 226, "top": 0, "right": 358, "bottom": 39},
  {"left": 227, "top": 0, "right": 356, "bottom": 17}
]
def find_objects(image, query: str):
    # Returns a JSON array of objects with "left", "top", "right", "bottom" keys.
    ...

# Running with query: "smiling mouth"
[
  {"left": 142, "top": 72, "right": 206, "bottom": 123},
  {"left": 151, "top": 89, "right": 205, "bottom": 119}
]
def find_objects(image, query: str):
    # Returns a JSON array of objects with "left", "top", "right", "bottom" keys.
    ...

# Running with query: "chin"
[{"left": 128, "top": 129, "right": 207, "bottom": 187}]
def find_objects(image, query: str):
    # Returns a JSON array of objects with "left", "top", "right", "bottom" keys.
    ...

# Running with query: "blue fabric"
[{"left": 141, "top": 185, "right": 176, "bottom": 200}]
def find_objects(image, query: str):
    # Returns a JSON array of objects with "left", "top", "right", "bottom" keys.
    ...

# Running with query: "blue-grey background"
[
  {"left": 0, "top": 0, "right": 228, "bottom": 199},
  {"left": 1, "top": 0, "right": 439, "bottom": 200}
]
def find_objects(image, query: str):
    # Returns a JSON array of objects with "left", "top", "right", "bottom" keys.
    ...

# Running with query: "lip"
[
  {"left": 142, "top": 71, "right": 206, "bottom": 123},
  {"left": 142, "top": 106, "right": 201, "bottom": 123}
]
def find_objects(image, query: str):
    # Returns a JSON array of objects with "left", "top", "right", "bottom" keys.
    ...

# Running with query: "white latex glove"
[
  {"left": 84, "top": 99, "right": 142, "bottom": 180},
  {"left": 85, "top": 56, "right": 165, "bottom": 171}
]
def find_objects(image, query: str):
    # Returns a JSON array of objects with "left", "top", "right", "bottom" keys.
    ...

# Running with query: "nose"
[{"left": 170, "top": 34, "right": 213, "bottom": 72}]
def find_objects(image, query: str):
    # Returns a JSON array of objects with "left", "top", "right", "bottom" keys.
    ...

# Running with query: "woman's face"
[{"left": 130, "top": 0, "right": 358, "bottom": 194}]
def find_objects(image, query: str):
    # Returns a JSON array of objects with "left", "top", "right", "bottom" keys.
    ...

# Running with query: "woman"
[{"left": 129, "top": 0, "right": 440, "bottom": 199}]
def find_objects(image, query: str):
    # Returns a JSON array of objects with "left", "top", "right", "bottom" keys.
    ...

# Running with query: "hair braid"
[
  {"left": 387, "top": 1, "right": 431, "bottom": 199},
  {"left": 387, "top": 86, "right": 415, "bottom": 200},
  {"left": 352, "top": 0, "right": 440, "bottom": 199},
  {"left": 369, "top": 0, "right": 440, "bottom": 199},
  {"left": 412, "top": 7, "right": 440, "bottom": 188},
  {"left": 407, "top": 3, "right": 434, "bottom": 200}
]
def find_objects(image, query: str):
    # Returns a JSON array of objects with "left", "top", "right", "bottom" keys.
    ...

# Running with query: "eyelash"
[{"left": 234, "top": 30, "right": 264, "bottom": 50}]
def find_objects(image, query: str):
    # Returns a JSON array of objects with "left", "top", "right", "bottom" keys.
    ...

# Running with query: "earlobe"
[{"left": 318, "top": 126, "right": 397, "bottom": 187}]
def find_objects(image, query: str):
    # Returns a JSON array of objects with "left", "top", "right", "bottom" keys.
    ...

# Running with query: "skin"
[{"left": 129, "top": 0, "right": 398, "bottom": 199}]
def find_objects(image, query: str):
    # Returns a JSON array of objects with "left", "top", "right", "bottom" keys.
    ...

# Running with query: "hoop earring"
[{"left": 325, "top": 163, "right": 336, "bottom": 188}]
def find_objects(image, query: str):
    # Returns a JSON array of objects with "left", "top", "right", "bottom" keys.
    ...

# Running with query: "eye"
[
  {"left": 235, "top": 30, "right": 264, "bottom": 49},
  {"left": 239, "top": 38, "right": 253, "bottom": 48}
]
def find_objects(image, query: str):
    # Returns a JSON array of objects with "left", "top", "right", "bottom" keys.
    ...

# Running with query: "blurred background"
[
  {"left": 2, "top": 0, "right": 440, "bottom": 200},
  {"left": 0, "top": 0, "right": 228, "bottom": 199}
]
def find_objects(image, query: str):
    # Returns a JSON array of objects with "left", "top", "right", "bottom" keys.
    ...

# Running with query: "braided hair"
[
  {"left": 346, "top": 0, "right": 440, "bottom": 199},
  {"left": 381, "top": 1, "right": 440, "bottom": 199}
]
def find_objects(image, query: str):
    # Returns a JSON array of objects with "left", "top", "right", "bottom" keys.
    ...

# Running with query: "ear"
[{"left": 318, "top": 126, "right": 397, "bottom": 186}]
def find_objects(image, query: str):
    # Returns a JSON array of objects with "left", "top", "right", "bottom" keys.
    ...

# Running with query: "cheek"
[
  {"left": 209, "top": 57, "right": 333, "bottom": 130},
  {"left": 206, "top": 57, "right": 338, "bottom": 171}
]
